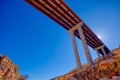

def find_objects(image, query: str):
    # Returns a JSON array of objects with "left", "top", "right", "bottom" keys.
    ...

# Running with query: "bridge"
[{"left": 25, "top": 0, "right": 110, "bottom": 71}]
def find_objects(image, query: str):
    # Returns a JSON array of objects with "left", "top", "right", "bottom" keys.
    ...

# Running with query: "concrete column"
[
  {"left": 96, "top": 50, "right": 101, "bottom": 58},
  {"left": 101, "top": 47, "right": 107, "bottom": 56},
  {"left": 77, "top": 25, "right": 93, "bottom": 66},
  {"left": 94, "top": 45, "right": 105, "bottom": 57},
  {"left": 69, "top": 30, "right": 82, "bottom": 70}
]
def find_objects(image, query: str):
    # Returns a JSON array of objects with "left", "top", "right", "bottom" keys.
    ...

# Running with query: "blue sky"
[{"left": 0, "top": 0, "right": 120, "bottom": 80}]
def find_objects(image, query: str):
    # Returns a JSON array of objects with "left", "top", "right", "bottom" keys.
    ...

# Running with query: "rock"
[{"left": 52, "top": 48, "right": 120, "bottom": 80}]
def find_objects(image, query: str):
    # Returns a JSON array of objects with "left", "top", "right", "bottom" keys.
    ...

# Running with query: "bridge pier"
[
  {"left": 69, "top": 22, "right": 94, "bottom": 68},
  {"left": 94, "top": 45, "right": 107, "bottom": 57},
  {"left": 96, "top": 50, "right": 101, "bottom": 58},
  {"left": 77, "top": 22, "right": 93, "bottom": 66},
  {"left": 69, "top": 29, "right": 82, "bottom": 71},
  {"left": 101, "top": 47, "right": 107, "bottom": 56}
]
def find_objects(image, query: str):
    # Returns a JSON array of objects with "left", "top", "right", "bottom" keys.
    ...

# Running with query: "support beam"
[
  {"left": 101, "top": 47, "right": 107, "bottom": 56},
  {"left": 77, "top": 23, "right": 93, "bottom": 66},
  {"left": 94, "top": 45, "right": 104, "bottom": 50},
  {"left": 69, "top": 23, "right": 80, "bottom": 32},
  {"left": 94, "top": 45, "right": 107, "bottom": 56},
  {"left": 95, "top": 50, "right": 101, "bottom": 58},
  {"left": 69, "top": 30, "right": 82, "bottom": 70}
]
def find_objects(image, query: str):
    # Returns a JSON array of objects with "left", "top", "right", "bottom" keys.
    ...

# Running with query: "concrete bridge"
[{"left": 25, "top": 0, "right": 110, "bottom": 72}]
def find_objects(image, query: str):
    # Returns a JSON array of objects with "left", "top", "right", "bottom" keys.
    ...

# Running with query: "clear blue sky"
[{"left": 0, "top": 0, "right": 120, "bottom": 80}]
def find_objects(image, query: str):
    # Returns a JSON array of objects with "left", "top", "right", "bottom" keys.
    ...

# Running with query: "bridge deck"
[{"left": 25, "top": 0, "right": 110, "bottom": 55}]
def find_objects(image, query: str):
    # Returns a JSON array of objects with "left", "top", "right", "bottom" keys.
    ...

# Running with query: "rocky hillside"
[
  {"left": 0, "top": 55, "right": 26, "bottom": 80},
  {"left": 52, "top": 47, "right": 120, "bottom": 80}
]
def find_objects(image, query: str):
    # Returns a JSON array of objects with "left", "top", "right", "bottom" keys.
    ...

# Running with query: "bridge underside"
[{"left": 25, "top": 0, "right": 110, "bottom": 55}]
